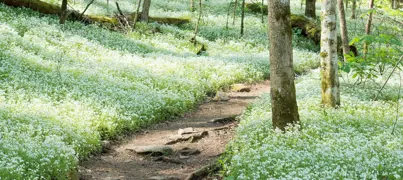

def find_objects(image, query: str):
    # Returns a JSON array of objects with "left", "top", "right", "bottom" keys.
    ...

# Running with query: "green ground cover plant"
[
  {"left": 0, "top": 1, "right": 320, "bottom": 178},
  {"left": 223, "top": 70, "right": 403, "bottom": 179}
]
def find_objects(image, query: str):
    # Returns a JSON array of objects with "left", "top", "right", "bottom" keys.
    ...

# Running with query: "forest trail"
[{"left": 80, "top": 81, "right": 270, "bottom": 180}]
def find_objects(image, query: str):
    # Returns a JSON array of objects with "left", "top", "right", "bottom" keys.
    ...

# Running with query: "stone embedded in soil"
[
  {"left": 185, "top": 163, "right": 220, "bottom": 180},
  {"left": 101, "top": 140, "right": 113, "bottom": 153},
  {"left": 126, "top": 145, "right": 173, "bottom": 156},
  {"left": 178, "top": 147, "right": 201, "bottom": 156},
  {"left": 166, "top": 135, "right": 191, "bottom": 145},
  {"left": 165, "top": 131, "right": 209, "bottom": 145},
  {"left": 147, "top": 176, "right": 181, "bottom": 180},
  {"left": 209, "top": 116, "right": 237, "bottom": 124},
  {"left": 231, "top": 84, "right": 251, "bottom": 92},
  {"left": 211, "top": 91, "right": 230, "bottom": 101},
  {"left": 153, "top": 156, "right": 183, "bottom": 164},
  {"left": 178, "top": 127, "right": 198, "bottom": 135}
]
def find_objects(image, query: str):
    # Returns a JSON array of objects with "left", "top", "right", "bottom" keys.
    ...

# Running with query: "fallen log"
[
  {"left": 245, "top": 3, "right": 320, "bottom": 44},
  {"left": 245, "top": 2, "right": 267, "bottom": 14},
  {"left": 290, "top": 14, "right": 321, "bottom": 44},
  {"left": 0, "top": 0, "right": 190, "bottom": 26}
]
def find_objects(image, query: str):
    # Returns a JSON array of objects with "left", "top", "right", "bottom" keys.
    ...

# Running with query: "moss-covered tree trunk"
[
  {"left": 351, "top": 0, "right": 356, "bottom": 19},
  {"left": 141, "top": 0, "right": 151, "bottom": 22},
  {"left": 305, "top": 0, "right": 316, "bottom": 19},
  {"left": 337, "top": 0, "right": 350, "bottom": 61},
  {"left": 268, "top": 0, "right": 300, "bottom": 130},
  {"left": 320, "top": 0, "right": 340, "bottom": 107},
  {"left": 59, "top": 0, "right": 68, "bottom": 24}
]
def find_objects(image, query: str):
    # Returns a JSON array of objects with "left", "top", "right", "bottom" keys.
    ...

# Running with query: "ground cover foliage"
[
  {"left": 222, "top": 1, "right": 403, "bottom": 179},
  {"left": 0, "top": 0, "right": 321, "bottom": 178},
  {"left": 223, "top": 70, "right": 403, "bottom": 179}
]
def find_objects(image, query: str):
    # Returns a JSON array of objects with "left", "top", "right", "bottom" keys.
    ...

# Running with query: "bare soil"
[{"left": 79, "top": 81, "right": 270, "bottom": 180}]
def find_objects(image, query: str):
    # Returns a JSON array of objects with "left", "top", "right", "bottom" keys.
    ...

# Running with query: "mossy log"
[
  {"left": 245, "top": 3, "right": 268, "bottom": 14},
  {"left": 244, "top": 3, "right": 320, "bottom": 44},
  {"left": 290, "top": 14, "right": 321, "bottom": 44},
  {"left": 0, "top": 0, "right": 190, "bottom": 26}
]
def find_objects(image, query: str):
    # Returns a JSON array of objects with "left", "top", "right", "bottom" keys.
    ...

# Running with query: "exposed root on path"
[{"left": 79, "top": 81, "right": 270, "bottom": 180}]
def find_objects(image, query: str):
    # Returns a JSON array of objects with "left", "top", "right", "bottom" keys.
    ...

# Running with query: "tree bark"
[
  {"left": 192, "top": 0, "right": 202, "bottom": 46},
  {"left": 132, "top": 0, "right": 142, "bottom": 29},
  {"left": 268, "top": 0, "right": 300, "bottom": 130},
  {"left": 305, "top": 0, "right": 316, "bottom": 19},
  {"left": 351, "top": 0, "right": 356, "bottom": 19},
  {"left": 261, "top": 0, "right": 264, "bottom": 23},
  {"left": 141, "top": 0, "right": 151, "bottom": 22},
  {"left": 232, "top": 0, "right": 238, "bottom": 25},
  {"left": 240, "top": 0, "right": 245, "bottom": 35},
  {"left": 190, "top": 0, "right": 195, "bottom": 11},
  {"left": 320, "top": 0, "right": 340, "bottom": 107},
  {"left": 337, "top": 0, "right": 350, "bottom": 61},
  {"left": 59, "top": 0, "right": 68, "bottom": 24},
  {"left": 363, "top": 0, "right": 374, "bottom": 57}
]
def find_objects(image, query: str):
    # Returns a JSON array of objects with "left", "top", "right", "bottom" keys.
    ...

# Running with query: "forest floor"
[{"left": 79, "top": 81, "right": 270, "bottom": 180}]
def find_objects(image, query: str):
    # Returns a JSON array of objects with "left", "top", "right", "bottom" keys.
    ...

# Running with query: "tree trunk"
[
  {"left": 261, "top": 0, "right": 264, "bottom": 23},
  {"left": 232, "top": 0, "right": 238, "bottom": 25},
  {"left": 226, "top": 1, "right": 232, "bottom": 29},
  {"left": 337, "top": 0, "right": 350, "bottom": 61},
  {"left": 141, "top": 0, "right": 151, "bottom": 22},
  {"left": 268, "top": 0, "right": 300, "bottom": 130},
  {"left": 305, "top": 0, "right": 316, "bottom": 19},
  {"left": 351, "top": 0, "right": 356, "bottom": 19},
  {"left": 192, "top": 0, "right": 202, "bottom": 46},
  {"left": 240, "top": 0, "right": 245, "bottom": 35},
  {"left": 320, "top": 0, "right": 340, "bottom": 107},
  {"left": 363, "top": 0, "right": 374, "bottom": 57},
  {"left": 59, "top": 0, "right": 68, "bottom": 24},
  {"left": 190, "top": 0, "right": 195, "bottom": 11},
  {"left": 132, "top": 0, "right": 142, "bottom": 29}
]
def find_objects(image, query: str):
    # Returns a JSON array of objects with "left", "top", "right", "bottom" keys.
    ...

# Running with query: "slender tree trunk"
[
  {"left": 192, "top": 0, "right": 202, "bottom": 46},
  {"left": 268, "top": 0, "right": 300, "bottom": 130},
  {"left": 320, "top": 0, "right": 340, "bottom": 107},
  {"left": 261, "top": 0, "right": 264, "bottom": 23},
  {"left": 190, "top": 0, "right": 195, "bottom": 11},
  {"left": 59, "top": 0, "right": 68, "bottom": 24},
  {"left": 305, "top": 0, "right": 316, "bottom": 18},
  {"left": 232, "top": 0, "right": 238, "bottom": 25},
  {"left": 338, "top": 0, "right": 350, "bottom": 61},
  {"left": 226, "top": 1, "right": 232, "bottom": 29},
  {"left": 80, "top": 0, "right": 96, "bottom": 17},
  {"left": 301, "top": 0, "right": 304, "bottom": 9},
  {"left": 132, "top": 0, "right": 142, "bottom": 29},
  {"left": 240, "top": 0, "right": 245, "bottom": 35},
  {"left": 141, "top": 0, "right": 151, "bottom": 22},
  {"left": 363, "top": 0, "right": 374, "bottom": 57},
  {"left": 351, "top": 0, "right": 356, "bottom": 19}
]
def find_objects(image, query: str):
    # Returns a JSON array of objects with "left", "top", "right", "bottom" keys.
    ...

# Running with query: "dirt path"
[{"left": 79, "top": 81, "right": 270, "bottom": 180}]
